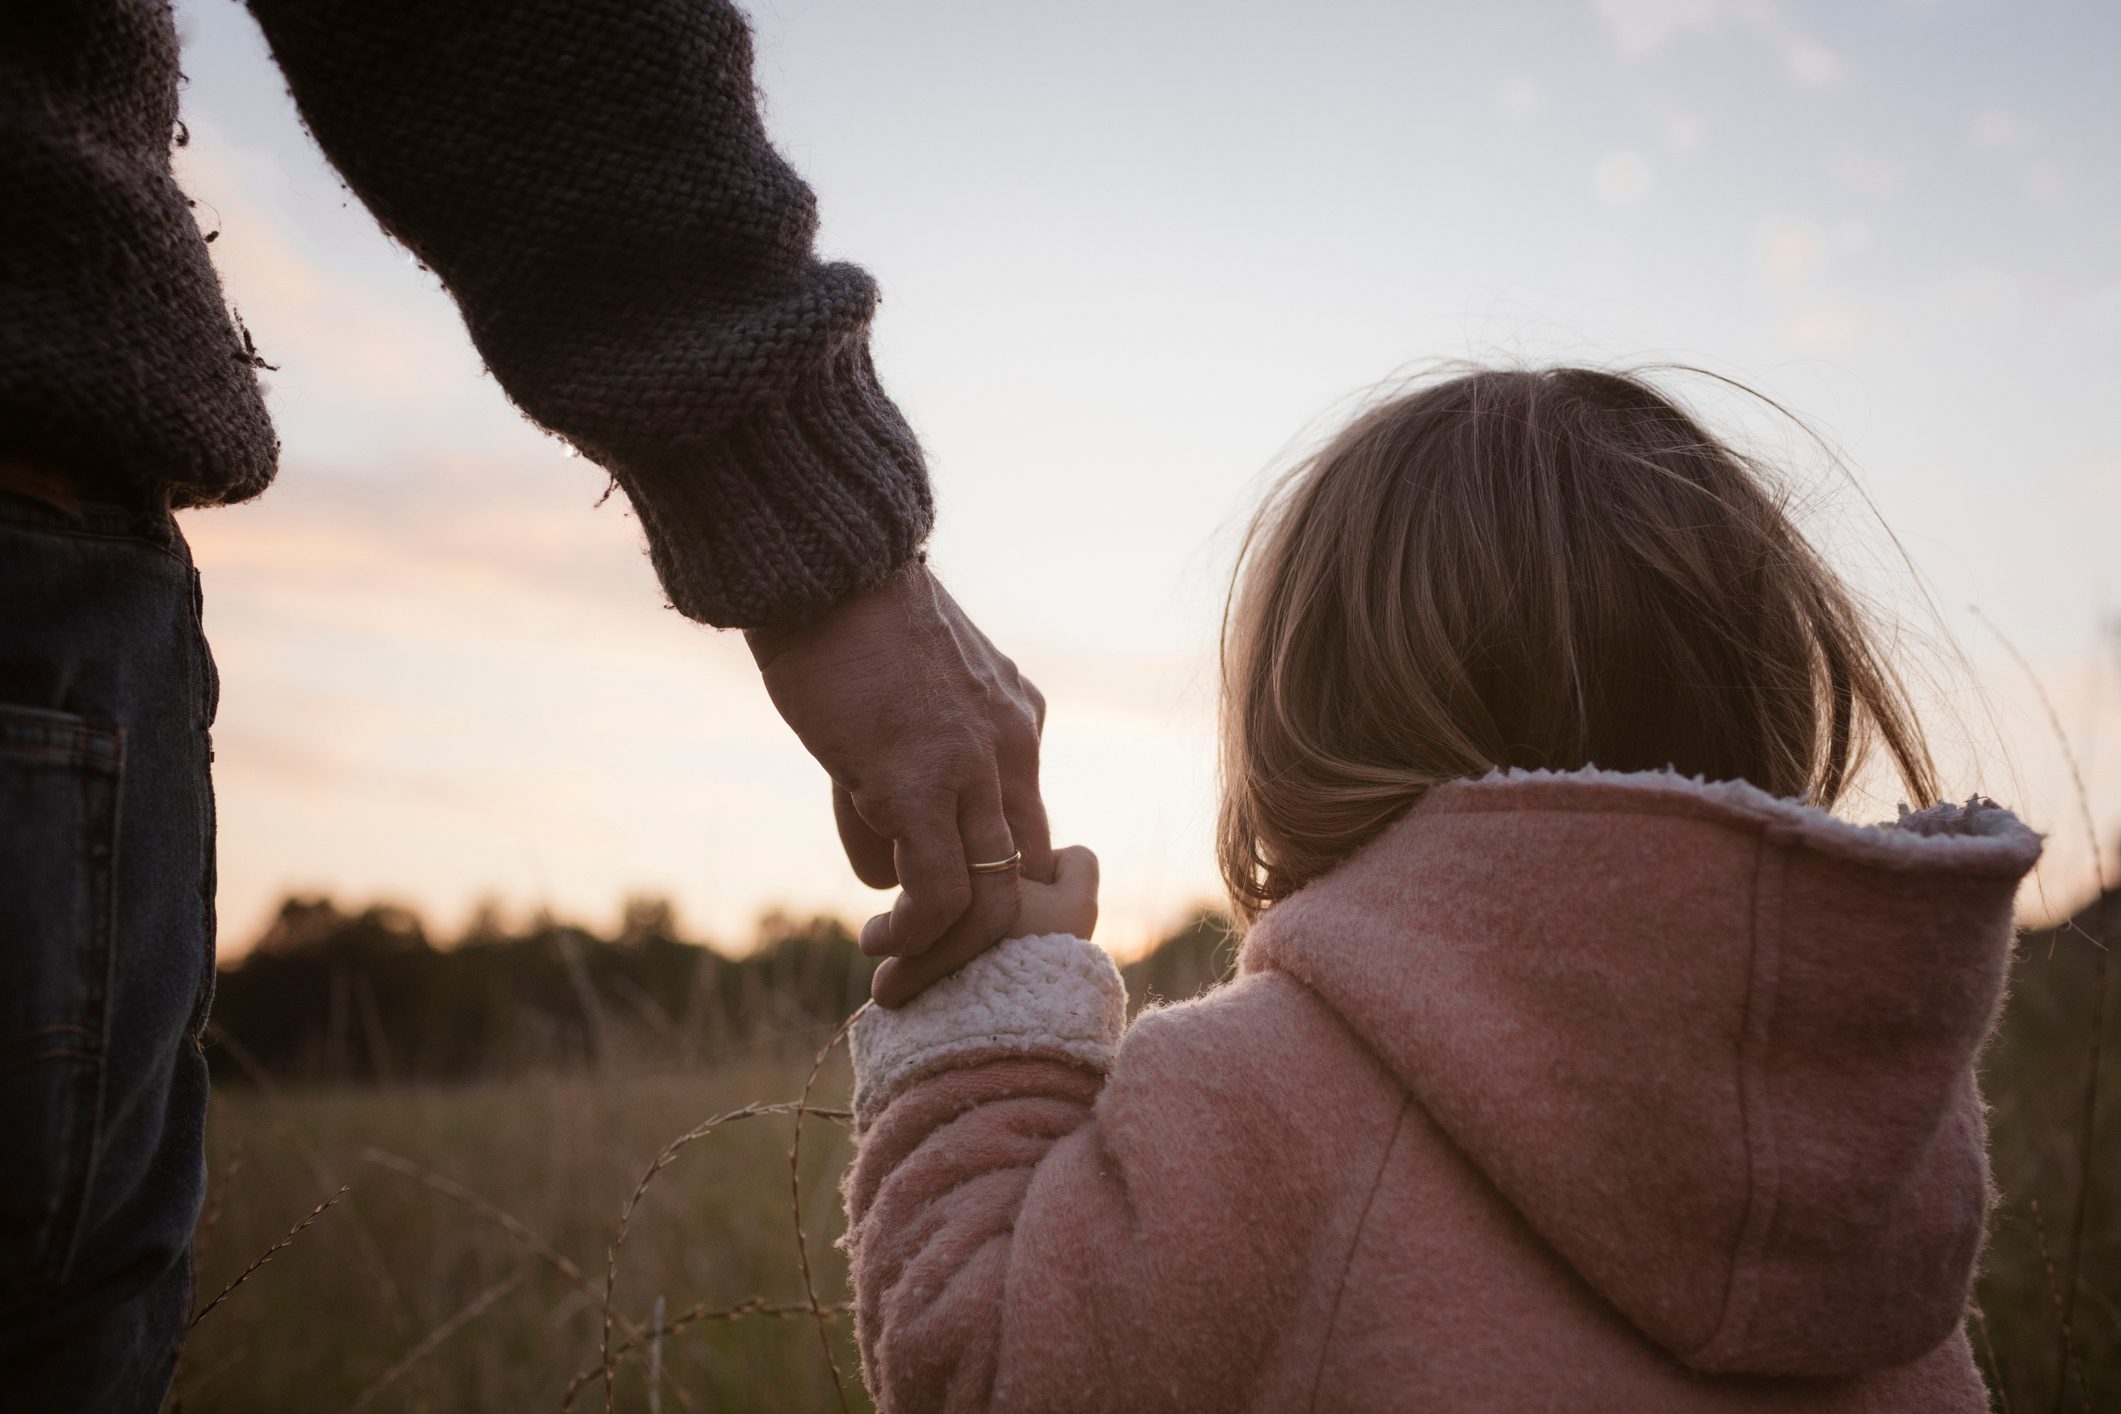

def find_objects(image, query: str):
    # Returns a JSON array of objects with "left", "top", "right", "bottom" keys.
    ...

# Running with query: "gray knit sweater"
[{"left": 0, "top": 0, "right": 932, "bottom": 628}]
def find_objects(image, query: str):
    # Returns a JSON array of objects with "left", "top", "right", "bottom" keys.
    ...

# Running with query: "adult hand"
[
  {"left": 872, "top": 845, "right": 1098, "bottom": 1008},
  {"left": 747, "top": 562, "right": 1052, "bottom": 993}
]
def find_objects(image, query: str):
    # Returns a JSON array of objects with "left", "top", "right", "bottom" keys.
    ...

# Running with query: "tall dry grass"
[
  {"left": 169, "top": 1041, "right": 871, "bottom": 1413},
  {"left": 164, "top": 890, "right": 2117, "bottom": 1411},
  {"left": 1979, "top": 894, "right": 2119, "bottom": 1412}
]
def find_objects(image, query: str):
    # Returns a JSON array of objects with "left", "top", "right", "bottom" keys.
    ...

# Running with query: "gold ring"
[{"left": 967, "top": 850, "right": 1023, "bottom": 875}]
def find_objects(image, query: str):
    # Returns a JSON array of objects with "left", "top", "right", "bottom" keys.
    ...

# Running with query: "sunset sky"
[{"left": 170, "top": 0, "right": 2120, "bottom": 958}]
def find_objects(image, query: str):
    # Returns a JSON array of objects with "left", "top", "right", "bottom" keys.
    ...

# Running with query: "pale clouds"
[
  {"left": 1593, "top": 0, "right": 1723, "bottom": 54},
  {"left": 1759, "top": 217, "right": 1826, "bottom": 286},
  {"left": 1662, "top": 112, "right": 1707, "bottom": 153},
  {"left": 1969, "top": 107, "right": 2040, "bottom": 153},
  {"left": 167, "top": 0, "right": 2117, "bottom": 947},
  {"left": 1965, "top": 108, "right": 2077, "bottom": 209},
  {"left": 2071, "top": 455, "right": 2121, "bottom": 508},
  {"left": 1594, "top": 150, "right": 1655, "bottom": 206},
  {"left": 1592, "top": 0, "right": 1847, "bottom": 85},
  {"left": 1917, "top": 266, "right": 2026, "bottom": 328},
  {"left": 1778, "top": 32, "right": 1847, "bottom": 86},
  {"left": 1498, "top": 75, "right": 1545, "bottom": 122},
  {"left": 1833, "top": 217, "right": 1876, "bottom": 258},
  {"left": 1754, "top": 214, "right": 1878, "bottom": 295},
  {"left": 1783, "top": 304, "right": 1863, "bottom": 352},
  {"left": 192, "top": 457, "right": 1226, "bottom": 960},
  {"left": 1831, "top": 149, "right": 1905, "bottom": 201},
  {"left": 173, "top": 138, "right": 476, "bottom": 411}
]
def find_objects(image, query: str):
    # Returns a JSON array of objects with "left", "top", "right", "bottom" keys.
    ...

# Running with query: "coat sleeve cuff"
[{"left": 850, "top": 933, "right": 1126, "bottom": 1129}]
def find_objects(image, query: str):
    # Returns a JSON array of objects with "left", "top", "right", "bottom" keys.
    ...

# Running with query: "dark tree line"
[{"left": 206, "top": 895, "right": 1236, "bottom": 1086}]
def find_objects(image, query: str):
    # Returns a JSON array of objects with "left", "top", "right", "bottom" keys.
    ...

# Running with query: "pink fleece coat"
[{"left": 842, "top": 769, "right": 2041, "bottom": 1413}]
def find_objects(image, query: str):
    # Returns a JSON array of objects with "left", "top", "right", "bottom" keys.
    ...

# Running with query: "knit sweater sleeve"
[
  {"left": 242, "top": 0, "right": 932, "bottom": 629},
  {"left": 843, "top": 936, "right": 1370, "bottom": 1412}
]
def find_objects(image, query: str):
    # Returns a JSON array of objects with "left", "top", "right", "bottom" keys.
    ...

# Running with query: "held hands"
[
  {"left": 747, "top": 563, "right": 1053, "bottom": 1006},
  {"left": 875, "top": 845, "right": 1099, "bottom": 1004}
]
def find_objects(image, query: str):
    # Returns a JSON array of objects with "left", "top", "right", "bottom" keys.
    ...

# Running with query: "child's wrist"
[{"left": 850, "top": 932, "right": 1125, "bottom": 1126}]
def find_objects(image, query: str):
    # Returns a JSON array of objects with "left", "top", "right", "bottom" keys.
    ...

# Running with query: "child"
[{"left": 841, "top": 367, "right": 2040, "bottom": 1413}]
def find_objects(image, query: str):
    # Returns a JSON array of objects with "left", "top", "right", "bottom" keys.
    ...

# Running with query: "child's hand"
[
  {"left": 871, "top": 846, "right": 1098, "bottom": 1007},
  {"left": 1010, "top": 845, "right": 1099, "bottom": 940}
]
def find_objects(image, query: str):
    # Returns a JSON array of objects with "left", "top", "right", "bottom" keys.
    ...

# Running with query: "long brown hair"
[{"left": 1218, "top": 365, "right": 1938, "bottom": 924}]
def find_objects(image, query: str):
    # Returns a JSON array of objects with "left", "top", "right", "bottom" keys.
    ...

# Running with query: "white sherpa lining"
[
  {"left": 1448, "top": 765, "right": 2043, "bottom": 872},
  {"left": 851, "top": 932, "right": 1126, "bottom": 1128}
]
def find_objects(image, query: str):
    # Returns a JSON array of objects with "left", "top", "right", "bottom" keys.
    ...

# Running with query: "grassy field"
[
  {"left": 168, "top": 906, "right": 2116, "bottom": 1413},
  {"left": 1974, "top": 894, "right": 2119, "bottom": 1414},
  {"left": 171, "top": 1042, "right": 873, "bottom": 1414}
]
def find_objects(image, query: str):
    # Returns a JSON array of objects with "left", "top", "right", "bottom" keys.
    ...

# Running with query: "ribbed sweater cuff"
[
  {"left": 849, "top": 934, "right": 1127, "bottom": 1130},
  {"left": 621, "top": 344, "right": 935, "bottom": 630}
]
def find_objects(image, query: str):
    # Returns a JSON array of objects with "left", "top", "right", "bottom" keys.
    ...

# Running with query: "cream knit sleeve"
[{"left": 848, "top": 932, "right": 1125, "bottom": 1127}]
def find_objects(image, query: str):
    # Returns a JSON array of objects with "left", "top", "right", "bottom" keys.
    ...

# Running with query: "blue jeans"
[{"left": 0, "top": 489, "right": 216, "bottom": 1412}]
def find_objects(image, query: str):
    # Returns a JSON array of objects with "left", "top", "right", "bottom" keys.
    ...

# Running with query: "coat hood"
[{"left": 1240, "top": 767, "right": 2040, "bottom": 1378}]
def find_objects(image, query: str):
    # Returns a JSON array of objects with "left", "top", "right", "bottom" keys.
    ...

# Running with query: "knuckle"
[
  {"left": 849, "top": 787, "right": 911, "bottom": 834},
  {"left": 950, "top": 740, "right": 998, "bottom": 781},
  {"left": 878, "top": 788, "right": 960, "bottom": 836},
  {"left": 897, "top": 742, "right": 982, "bottom": 791}
]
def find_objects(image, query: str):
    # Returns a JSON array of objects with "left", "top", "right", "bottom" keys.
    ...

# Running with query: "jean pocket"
[{"left": 0, "top": 706, "right": 121, "bottom": 1305}]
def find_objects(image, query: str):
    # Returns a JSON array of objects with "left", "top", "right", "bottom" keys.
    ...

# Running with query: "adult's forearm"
[{"left": 244, "top": 0, "right": 932, "bottom": 627}]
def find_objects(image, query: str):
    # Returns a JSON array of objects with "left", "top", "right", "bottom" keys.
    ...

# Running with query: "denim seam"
[
  {"left": 185, "top": 565, "right": 219, "bottom": 1050},
  {"left": 0, "top": 1042, "right": 105, "bottom": 1080},
  {"left": 49, "top": 724, "right": 123, "bottom": 1291},
  {"left": 0, "top": 728, "right": 124, "bottom": 769},
  {"left": 0, "top": 1048, "right": 103, "bottom": 1067}
]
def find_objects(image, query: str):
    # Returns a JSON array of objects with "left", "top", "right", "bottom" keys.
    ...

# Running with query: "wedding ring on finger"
[{"left": 967, "top": 850, "right": 1023, "bottom": 875}]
